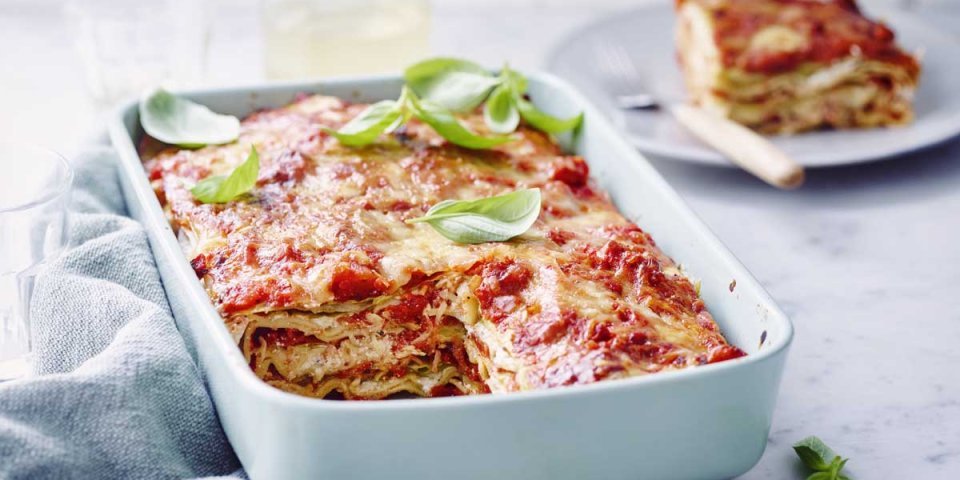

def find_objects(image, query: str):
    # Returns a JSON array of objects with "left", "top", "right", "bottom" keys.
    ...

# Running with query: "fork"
[{"left": 594, "top": 41, "right": 805, "bottom": 190}]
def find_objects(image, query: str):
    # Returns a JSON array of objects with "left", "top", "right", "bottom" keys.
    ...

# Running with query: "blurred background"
[{"left": 1, "top": 0, "right": 956, "bottom": 153}]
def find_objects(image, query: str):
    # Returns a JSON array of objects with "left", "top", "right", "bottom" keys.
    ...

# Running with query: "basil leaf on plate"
[
  {"left": 408, "top": 93, "right": 512, "bottom": 150},
  {"left": 404, "top": 57, "right": 501, "bottom": 112},
  {"left": 407, "top": 188, "right": 541, "bottom": 244},
  {"left": 483, "top": 84, "right": 520, "bottom": 134},
  {"left": 191, "top": 146, "right": 260, "bottom": 204},
  {"left": 140, "top": 88, "right": 240, "bottom": 148},
  {"left": 516, "top": 98, "right": 583, "bottom": 134},
  {"left": 324, "top": 99, "right": 403, "bottom": 146}
]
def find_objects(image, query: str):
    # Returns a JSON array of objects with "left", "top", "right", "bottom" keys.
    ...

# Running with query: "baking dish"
[{"left": 108, "top": 73, "right": 792, "bottom": 480}]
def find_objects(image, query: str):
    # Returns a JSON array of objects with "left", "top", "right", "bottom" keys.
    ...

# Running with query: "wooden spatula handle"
[{"left": 671, "top": 104, "right": 805, "bottom": 189}]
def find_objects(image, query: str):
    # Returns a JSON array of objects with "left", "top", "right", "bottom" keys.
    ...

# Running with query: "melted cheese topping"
[
  {"left": 748, "top": 25, "right": 809, "bottom": 54},
  {"left": 143, "top": 94, "right": 745, "bottom": 399}
]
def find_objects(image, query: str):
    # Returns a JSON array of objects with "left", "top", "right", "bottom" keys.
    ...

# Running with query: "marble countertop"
[
  {"left": 655, "top": 142, "right": 960, "bottom": 479},
  {"left": 2, "top": 0, "right": 959, "bottom": 478}
]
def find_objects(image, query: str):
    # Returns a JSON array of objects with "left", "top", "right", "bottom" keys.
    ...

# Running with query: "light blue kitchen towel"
[{"left": 0, "top": 148, "right": 245, "bottom": 479}]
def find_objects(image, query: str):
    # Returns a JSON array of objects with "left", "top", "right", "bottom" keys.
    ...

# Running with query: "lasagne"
[
  {"left": 675, "top": 0, "right": 921, "bottom": 134},
  {"left": 141, "top": 94, "right": 745, "bottom": 400}
]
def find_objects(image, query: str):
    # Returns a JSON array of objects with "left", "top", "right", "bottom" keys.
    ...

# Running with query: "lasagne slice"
[
  {"left": 675, "top": 0, "right": 921, "bottom": 134},
  {"left": 142, "top": 93, "right": 744, "bottom": 400}
]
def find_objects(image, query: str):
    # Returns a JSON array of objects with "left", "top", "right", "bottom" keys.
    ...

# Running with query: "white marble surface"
[{"left": 2, "top": 0, "right": 959, "bottom": 478}]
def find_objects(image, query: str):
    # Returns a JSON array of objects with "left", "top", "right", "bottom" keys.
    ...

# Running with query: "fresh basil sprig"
[
  {"left": 516, "top": 98, "right": 584, "bottom": 134},
  {"left": 326, "top": 87, "right": 410, "bottom": 147},
  {"left": 140, "top": 88, "right": 240, "bottom": 148},
  {"left": 405, "top": 59, "right": 583, "bottom": 136},
  {"left": 190, "top": 146, "right": 260, "bottom": 204},
  {"left": 503, "top": 67, "right": 583, "bottom": 134},
  {"left": 407, "top": 188, "right": 541, "bottom": 244},
  {"left": 407, "top": 92, "right": 512, "bottom": 149},
  {"left": 404, "top": 58, "right": 501, "bottom": 112},
  {"left": 325, "top": 87, "right": 509, "bottom": 150},
  {"left": 793, "top": 436, "right": 851, "bottom": 480},
  {"left": 484, "top": 83, "right": 520, "bottom": 134}
]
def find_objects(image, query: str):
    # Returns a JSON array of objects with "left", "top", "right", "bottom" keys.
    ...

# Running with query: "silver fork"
[
  {"left": 592, "top": 41, "right": 805, "bottom": 189},
  {"left": 594, "top": 40, "right": 662, "bottom": 111}
]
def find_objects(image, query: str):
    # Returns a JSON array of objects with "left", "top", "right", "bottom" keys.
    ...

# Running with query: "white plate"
[{"left": 546, "top": 3, "right": 960, "bottom": 167}]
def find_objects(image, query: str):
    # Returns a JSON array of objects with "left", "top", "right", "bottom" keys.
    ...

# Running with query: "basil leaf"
[
  {"left": 483, "top": 84, "right": 520, "bottom": 134},
  {"left": 407, "top": 188, "right": 541, "bottom": 244},
  {"left": 405, "top": 58, "right": 500, "bottom": 112},
  {"left": 140, "top": 88, "right": 240, "bottom": 148},
  {"left": 502, "top": 65, "right": 528, "bottom": 96},
  {"left": 191, "top": 146, "right": 260, "bottom": 204},
  {"left": 408, "top": 93, "right": 512, "bottom": 150},
  {"left": 324, "top": 100, "right": 403, "bottom": 147},
  {"left": 829, "top": 458, "right": 849, "bottom": 480},
  {"left": 516, "top": 98, "right": 583, "bottom": 134},
  {"left": 793, "top": 436, "right": 838, "bottom": 472},
  {"left": 418, "top": 72, "right": 500, "bottom": 112},
  {"left": 405, "top": 57, "right": 490, "bottom": 87},
  {"left": 794, "top": 436, "right": 851, "bottom": 480}
]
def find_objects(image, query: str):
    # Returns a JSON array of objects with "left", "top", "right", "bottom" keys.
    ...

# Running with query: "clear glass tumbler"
[
  {"left": 262, "top": 0, "right": 431, "bottom": 80},
  {"left": 0, "top": 145, "right": 72, "bottom": 380}
]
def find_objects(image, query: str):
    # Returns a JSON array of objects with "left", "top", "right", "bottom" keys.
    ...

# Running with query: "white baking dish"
[{"left": 108, "top": 73, "right": 792, "bottom": 480}]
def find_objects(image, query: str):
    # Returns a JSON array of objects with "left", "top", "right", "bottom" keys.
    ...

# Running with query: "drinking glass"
[
  {"left": 0, "top": 145, "right": 72, "bottom": 380},
  {"left": 261, "top": 0, "right": 431, "bottom": 80}
]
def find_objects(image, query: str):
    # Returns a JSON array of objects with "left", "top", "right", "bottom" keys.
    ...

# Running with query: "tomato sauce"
[
  {"left": 330, "top": 261, "right": 390, "bottom": 301},
  {"left": 473, "top": 260, "right": 533, "bottom": 324},
  {"left": 701, "top": 0, "right": 920, "bottom": 75},
  {"left": 220, "top": 277, "right": 293, "bottom": 314}
]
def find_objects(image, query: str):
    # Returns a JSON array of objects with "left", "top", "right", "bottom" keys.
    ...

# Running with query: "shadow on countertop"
[{"left": 648, "top": 137, "right": 960, "bottom": 210}]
